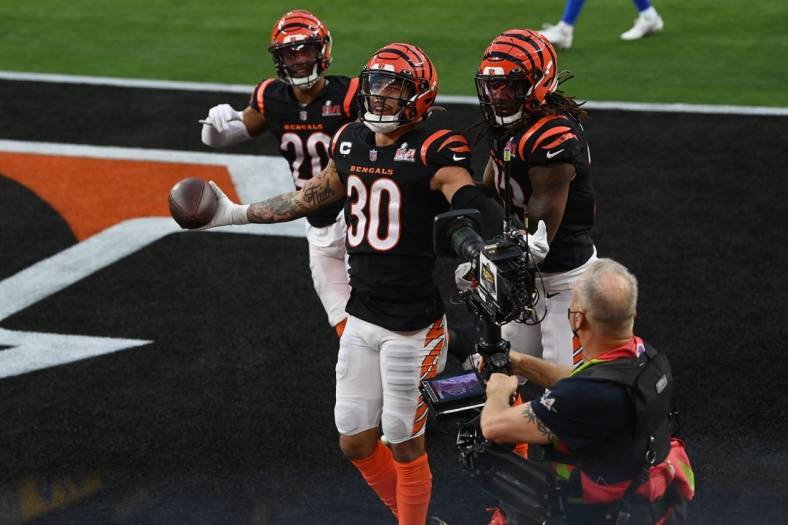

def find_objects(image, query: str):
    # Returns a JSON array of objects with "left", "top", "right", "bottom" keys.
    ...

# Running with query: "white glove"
[
  {"left": 199, "top": 181, "right": 250, "bottom": 230},
  {"left": 204, "top": 104, "right": 243, "bottom": 133},
  {"left": 455, "top": 262, "right": 474, "bottom": 291},
  {"left": 526, "top": 220, "right": 550, "bottom": 264}
]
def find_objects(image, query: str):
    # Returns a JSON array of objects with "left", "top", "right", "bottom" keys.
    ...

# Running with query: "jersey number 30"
[{"left": 346, "top": 176, "right": 401, "bottom": 251}]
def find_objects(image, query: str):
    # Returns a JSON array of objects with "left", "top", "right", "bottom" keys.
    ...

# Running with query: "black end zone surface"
[{"left": 1, "top": 79, "right": 787, "bottom": 524}]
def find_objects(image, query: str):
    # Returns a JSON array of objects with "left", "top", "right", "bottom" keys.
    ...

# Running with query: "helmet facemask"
[
  {"left": 476, "top": 71, "right": 540, "bottom": 128},
  {"left": 360, "top": 70, "right": 419, "bottom": 133},
  {"left": 270, "top": 40, "right": 326, "bottom": 90}
]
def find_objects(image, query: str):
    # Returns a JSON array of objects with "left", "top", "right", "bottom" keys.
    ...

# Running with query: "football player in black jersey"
[
  {"left": 470, "top": 29, "right": 597, "bottom": 370},
  {"left": 200, "top": 10, "right": 359, "bottom": 336},
  {"left": 193, "top": 43, "right": 535, "bottom": 524}
]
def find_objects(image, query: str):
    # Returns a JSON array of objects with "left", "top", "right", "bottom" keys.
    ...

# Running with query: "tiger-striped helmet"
[
  {"left": 359, "top": 43, "right": 438, "bottom": 133},
  {"left": 268, "top": 10, "right": 332, "bottom": 89},
  {"left": 476, "top": 29, "right": 558, "bottom": 127}
]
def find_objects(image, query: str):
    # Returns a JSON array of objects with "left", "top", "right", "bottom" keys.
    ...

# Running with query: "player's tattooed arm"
[
  {"left": 522, "top": 403, "right": 557, "bottom": 443},
  {"left": 247, "top": 159, "right": 345, "bottom": 223}
]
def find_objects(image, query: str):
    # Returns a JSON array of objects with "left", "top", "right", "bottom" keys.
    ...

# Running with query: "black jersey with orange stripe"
[
  {"left": 329, "top": 122, "right": 472, "bottom": 331},
  {"left": 491, "top": 111, "right": 595, "bottom": 272},
  {"left": 248, "top": 75, "right": 360, "bottom": 227}
]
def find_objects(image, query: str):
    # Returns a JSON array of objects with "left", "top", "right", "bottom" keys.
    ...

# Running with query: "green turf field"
[{"left": 0, "top": 0, "right": 786, "bottom": 106}]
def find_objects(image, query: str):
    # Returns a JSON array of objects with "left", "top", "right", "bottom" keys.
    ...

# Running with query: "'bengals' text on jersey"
[
  {"left": 249, "top": 75, "right": 360, "bottom": 227},
  {"left": 330, "top": 122, "right": 472, "bottom": 331},
  {"left": 491, "top": 111, "right": 595, "bottom": 272}
]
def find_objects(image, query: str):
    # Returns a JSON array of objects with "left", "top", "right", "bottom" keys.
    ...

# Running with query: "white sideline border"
[{"left": 1, "top": 70, "right": 787, "bottom": 117}]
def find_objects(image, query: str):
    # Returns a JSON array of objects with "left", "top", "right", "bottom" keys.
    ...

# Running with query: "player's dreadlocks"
[{"left": 538, "top": 71, "right": 587, "bottom": 122}]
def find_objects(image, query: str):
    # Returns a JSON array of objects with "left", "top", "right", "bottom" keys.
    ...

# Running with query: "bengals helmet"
[
  {"left": 359, "top": 43, "right": 438, "bottom": 133},
  {"left": 476, "top": 29, "right": 558, "bottom": 127},
  {"left": 268, "top": 10, "right": 333, "bottom": 89}
]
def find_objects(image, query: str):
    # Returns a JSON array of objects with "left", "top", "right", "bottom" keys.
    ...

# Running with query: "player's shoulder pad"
[
  {"left": 329, "top": 121, "right": 361, "bottom": 158},
  {"left": 419, "top": 129, "right": 472, "bottom": 168},
  {"left": 248, "top": 78, "right": 278, "bottom": 115},
  {"left": 515, "top": 114, "right": 579, "bottom": 164}
]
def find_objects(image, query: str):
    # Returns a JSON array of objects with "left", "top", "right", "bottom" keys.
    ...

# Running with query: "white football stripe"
[
  {"left": 0, "top": 328, "right": 151, "bottom": 379},
  {"left": 1, "top": 70, "right": 787, "bottom": 116}
]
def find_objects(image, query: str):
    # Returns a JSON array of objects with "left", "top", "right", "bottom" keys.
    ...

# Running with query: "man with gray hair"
[{"left": 480, "top": 258, "right": 693, "bottom": 523}]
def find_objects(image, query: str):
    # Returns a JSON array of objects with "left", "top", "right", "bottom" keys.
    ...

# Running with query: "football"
[{"left": 168, "top": 178, "right": 218, "bottom": 229}]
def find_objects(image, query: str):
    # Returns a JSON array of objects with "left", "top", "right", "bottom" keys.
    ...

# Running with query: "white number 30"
[{"left": 346, "top": 176, "right": 401, "bottom": 251}]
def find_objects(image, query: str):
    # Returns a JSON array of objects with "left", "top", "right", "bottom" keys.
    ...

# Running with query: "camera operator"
[{"left": 480, "top": 259, "right": 694, "bottom": 524}]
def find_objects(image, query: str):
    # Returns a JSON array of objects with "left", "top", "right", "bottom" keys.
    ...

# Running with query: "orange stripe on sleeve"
[
  {"left": 437, "top": 134, "right": 469, "bottom": 151},
  {"left": 343, "top": 77, "right": 360, "bottom": 117},
  {"left": 255, "top": 79, "right": 275, "bottom": 117},
  {"left": 517, "top": 115, "right": 563, "bottom": 159},
  {"left": 540, "top": 132, "right": 578, "bottom": 152},
  {"left": 420, "top": 130, "right": 451, "bottom": 165},
  {"left": 530, "top": 126, "right": 571, "bottom": 152},
  {"left": 330, "top": 122, "right": 353, "bottom": 157}
]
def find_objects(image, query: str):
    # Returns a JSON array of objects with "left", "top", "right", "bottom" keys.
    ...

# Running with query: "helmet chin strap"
[
  {"left": 287, "top": 64, "right": 321, "bottom": 90},
  {"left": 362, "top": 113, "right": 401, "bottom": 133},
  {"left": 494, "top": 108, "right": 524, "bottom": 127}
]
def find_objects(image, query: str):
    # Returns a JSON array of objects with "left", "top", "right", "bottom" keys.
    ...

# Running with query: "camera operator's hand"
[
  {"left": 486, "top": 373, "right": 519, "bottom": 402},
  {"left": 455, "top": 262, "right": 474, "bottom": 291},
  {"left": 524, "top": 220, "right": 550, "bottom": 265}
]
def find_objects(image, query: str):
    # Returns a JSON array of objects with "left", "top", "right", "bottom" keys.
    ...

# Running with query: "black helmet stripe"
[
  {"left": 402, "top": 44, "right": 431, "bottom": 81},
  {"left": 501, "top": 32, "right": 553, "bottom": 70},
  {"left": 377, "top": 47, "right": 421, "bottom": 73}
]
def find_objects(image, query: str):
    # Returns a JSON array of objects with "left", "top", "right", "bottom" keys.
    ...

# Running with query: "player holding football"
[
  {"left": 471, "top": 29, "right": 597, "bottom": 369},
  {"left": 200, "top": 10, "right": 358, "bottom": 336},
  {"left": 195, "top": 42, "right": 546, "bottom": 524}
]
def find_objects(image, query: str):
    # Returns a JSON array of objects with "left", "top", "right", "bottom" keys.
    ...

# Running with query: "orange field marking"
[{"left": 0, "top": 152, "right": 238, "bottom": 241}]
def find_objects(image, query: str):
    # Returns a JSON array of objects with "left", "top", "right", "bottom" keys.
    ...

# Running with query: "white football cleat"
[
  {"left": 539, "top": 22, "right": 573, "bottom": 50},
  {"left": 621, "top": 10, "right": 664, "bottom": 41}
]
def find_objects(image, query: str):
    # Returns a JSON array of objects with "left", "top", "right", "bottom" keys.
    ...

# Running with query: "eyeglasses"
[{"left": 567, "top": 308, "right": 585, "bottom": 321}]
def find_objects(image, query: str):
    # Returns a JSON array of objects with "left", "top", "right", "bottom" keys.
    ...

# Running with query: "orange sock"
[
  {"left": 351, "top": 441, "right": 398, "bottom": 517},
  {"left": 394, "top": 453, "right": 432, "bottom": 525},
  {"left": 335, "top": 318, "right": 347, "bottom": 338}
]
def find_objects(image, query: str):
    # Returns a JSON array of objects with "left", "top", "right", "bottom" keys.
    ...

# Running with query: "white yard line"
[{"left": 2, "top": 70, "right": 787, "bottom": 116}]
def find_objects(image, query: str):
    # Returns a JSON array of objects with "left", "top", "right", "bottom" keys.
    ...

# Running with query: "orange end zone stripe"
[{"left": 0, "top": 152, "right": 238, "bottom": 241}]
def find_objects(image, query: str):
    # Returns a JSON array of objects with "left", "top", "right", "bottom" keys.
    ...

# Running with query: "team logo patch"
[
  {"left": 321, "top": 100, "right": 342, "bottom": 117},
  {"left": 299, "top": 110, "right": 308, "bottom": 122},
  {"left": 394, "top": 142, "right": 416, "bottom": 162},
  {"left": 369, "top": 149, "right": 378, "bottom": 162}
]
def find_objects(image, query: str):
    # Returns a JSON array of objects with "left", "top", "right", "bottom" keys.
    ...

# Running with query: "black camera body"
[{"left": 434, "top": 209, "right": 539, "bottom": 327}]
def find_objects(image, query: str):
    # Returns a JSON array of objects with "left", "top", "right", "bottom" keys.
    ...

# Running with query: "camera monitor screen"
[{"left": 431, "top": 371, "right": 485, "bottom": 400}]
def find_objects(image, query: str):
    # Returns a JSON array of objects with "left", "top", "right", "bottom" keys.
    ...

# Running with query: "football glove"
[
  {"left": 205, "top": 104, "right": 243, "bottom": 133},
  {"left": 199, "top": 181, "right": 250, "bottom": 230},
  {"left": 525, "top": 220, "right": 550, "bottom": 265}
]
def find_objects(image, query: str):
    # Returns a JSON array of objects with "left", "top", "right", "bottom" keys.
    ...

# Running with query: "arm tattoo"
[
  {"left": 247, "top": 161, "right": 339, "bottom": 223},
  {"left": 523, "top": 404, "right": 557, "bottom": 443}
]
